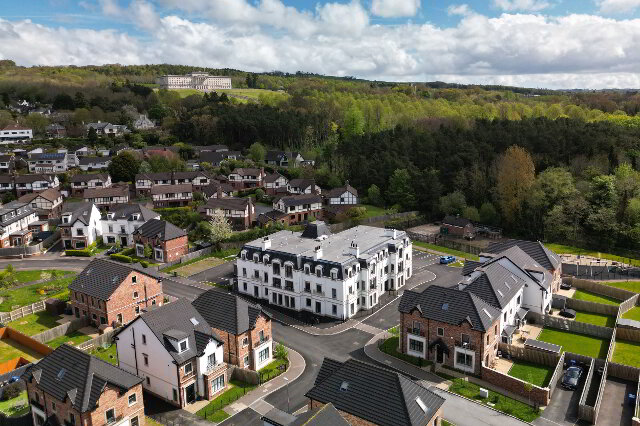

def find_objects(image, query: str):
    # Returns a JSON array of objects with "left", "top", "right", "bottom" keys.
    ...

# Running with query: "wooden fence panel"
[
  {"left": 497, "top": 342, "right": 560, "bottom": 367},
  {"left": 0, "top": 300, "right": 46, "bottom": 324},
  {"left": 606, "top": 362, "right": 640, "bottom": 381},
  {"left": 564, "top": 277, "right": 636, "bottom": 301},
  {"left": 566, "top": 298, "right": 619, "bottom": 316},
  {"left": 620, "top": 294, "right": 640, "bottom": 316},
  {"left": 77, "top": 329, "right": 116, "bottom": 351},
  {"left": 528, "top": 311, "right": 614, "bottom": 339},
  {"left": 30, "top": 317, "right": 88, "bottom": 344},
  {"left": 548, "top": 352, "right": 565, "bottom": 398},
  {"left": 579, "top": 358, "right": 595, "bottom": 407},
  {"left": 615, "top": 326, "right": 640, "bottom": 342}
]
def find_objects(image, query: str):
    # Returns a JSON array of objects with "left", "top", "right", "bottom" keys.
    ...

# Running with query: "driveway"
[
  {"left": 596, "top": 378, "right": 636, "bottom": 426},
  {"left": 533, "top": 368, "right": 589, "bottom": 426}
]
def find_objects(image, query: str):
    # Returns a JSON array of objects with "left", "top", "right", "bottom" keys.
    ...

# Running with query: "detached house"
[
  {"left": 132, "top": 219, "right": 188, "bottom": 263},
  {"left": 83, "top": 185, "right": 130, "bottom": 210},
  {"left": 306, "top": 358, "right": 446, "bottom": 426},
  {"left": 15, "top": 174, "right": 60, "bottom": 197},
  {"left": 199, "top": 197, "right": 254, "bottom": 230},
  {"left": 202, "top": 181, "right": 233, "bottom": 200},
  {"left": 69, "top": 259, "right": 163, "bottom": 327},
  {"left": 79, "top": 156, "right": 111, "bottom": 171},
  {"left": 17, "top": 188, "right": 63, "bottom": 220},
  {"left": 27, "top": 152, "right": 68, "bottom": 173},
  {"left": 45, "top": 123, "right": 66, "bottom": 138},
  {"left": 133, "top": 114, "right": 155, "bottom": 130},
  {"left": 265, "top": 151, "right": 304, "bottom": 168},
  {"left": 71, "top": 173, "right": 112, "bottom": 197},
  {"left": 102, "top": 204, "right": 160, "bottom": 247},
  {"left": 264, "top": 172, "right": 289, "bottom": 195},
  {"left": 199, "top": 151, "right": 239, "bottom": 167},
  {"left": 150, "top": 183, "right": 193, "bottom": 208},
  {"left": 324, "top": 182, "right": 358, "bottom": 205},
  {"left": 60, "top": 202, "right": 102, "bottom": 250},
  {"left": 135, "top": 171, "right": 211, "bottom": 197},
  {"left": 287, "top": 179, "right": 319, "bottom": 195},
  {"left": 115, "top": 298, "right": 227, "bottom": 408},
  {"left": 192, "top": 290, "right": 273, "bottom": 371},
  {"left": 228, "top": 167, "right": 265, "bottom": 190},
  {"left": 0, "top": 123, "right": 33, "bottom": 143},
  {"left": 441, "top": 215, "right": 475, "bottom": 238},
  {"left": 86, "top": 122, "right": 128, "bottom": 136},
  {"left": 22, "top": 344, "right": 145, "bottom": 426},
  {"left": 273, "top": 194, "right": 323, "bottom": 225}
]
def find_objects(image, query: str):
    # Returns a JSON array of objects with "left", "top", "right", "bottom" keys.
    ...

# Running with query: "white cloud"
[
  {"left": 99, "top": 0, "right": 160, "bottom": 30},
  {"left": 493, "top": 0, "right": 550, "bottom": 11},
  {"left": 597, "top": 0, "right": 640, "bottom": 14},
  {"left": 370, "top": 0, "right": 421, "bottom": 18},
  {"left": 448, "top": 4, "right": 473, "bottom": 16}
]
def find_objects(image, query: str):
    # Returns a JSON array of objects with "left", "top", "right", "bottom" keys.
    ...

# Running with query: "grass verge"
[
  {"left": 0, "top": 390, "right": 29, "bottom": 417},
  {"left": 537, "top": 328, "right": 609, "bottom": 359},
  {"left": 196, "top": 380, "right": 257, "bottom": 422},
  {"left": 7, "top": 311, "right": 62, "bottom": 336},
  {"left": 413, "top": 241, "right": 479, "bottom": 260},
  {"left": 89, "top": 343, "right": 118, "bottom": 365},
  {"left": 611, "top": 340, "right": 640, "bottom": 367},
  {"left": 258, "top": 358, "right": 289, "bottom": 383},
  {"left": 507, "top": 360, "right": 554, "bottom": 387},
  {"left": 572, "top": 289, "right": 621, "bottom": 306}
]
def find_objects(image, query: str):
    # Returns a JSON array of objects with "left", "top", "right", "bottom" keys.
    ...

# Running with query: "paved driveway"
[
  {"left": 533, "top": 368, "right": 588, "bottom": 426},
  {"left": 597, "top": 378, "right": 636, "bottom": 426}
]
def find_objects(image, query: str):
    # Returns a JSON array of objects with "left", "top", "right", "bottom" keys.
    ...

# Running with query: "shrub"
[
  {"left": 1, "top": 383, "right": 21, "bottom": 401},
  {"left": 120, "top": 247, "right": 135, "bottom": 256},
  {"left": 65, "top": 249, "right": 92, "bottom": 257},
  {"left": 110, "top": 254, "right": 133, "bottom": 263},
  {"left": 139, "top": 260, "right": 149, "bottom": 268}
]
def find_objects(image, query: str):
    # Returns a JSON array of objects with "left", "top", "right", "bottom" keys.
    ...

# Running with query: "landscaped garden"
[
  {"left": 13, "top": 269, "right": 73, "bottom": 283},
  {"left": 621, "top": 306, "right": 640, "bottom": 321},
  {"left": 195, "top": 380, "right": 257, "bottom": 422},
  {"left": 0, "top": 275, "right": 76, "bottom": 311},
  {"left": 611, "top": 340, "right": 640, "bottom": 367},
  {"left": 413, "top": 241, "right": 480, "bottom": 261},
  {"left": 0, "top": 389, "right": 29, "bottom": 417},
  {"left": 89, "top": 343, "right": 118, "bottom": 365},
  {"left": 574, "top": 310, "right": 617, "bottom": 328},
  {"left": 572, "top": 289, "right": 621, "bottom": 306},
  {"left": 7, "top": 311, "right": 62, "bottom": 336},
  {"left": 448, "top": 378, "right": 540, "bottom": 422},
  {"left": 536, "top": 328, "right": 609, "bottom": 359},
  {"left": 545, "top": 243, "right": 640, "bottom": 267},
  {"left": 46, "top": 331, "right": 92, "bottom": 349},
  {"left": 507, "top": 359, "right": 555, "bottom": 387}
]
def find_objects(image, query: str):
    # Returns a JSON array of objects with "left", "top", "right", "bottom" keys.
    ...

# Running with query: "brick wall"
[
  {"left": 105, "top": 270, "right": 163, "bottom": 326},
  {"left": 481, "top": 364, "right": 550, "bottom": 406},
  {"left": 210, "top": 313, "right": 271, "bottom": 370},
  {"left": 163, "top": 235, "right": 188, "bottom": 263}
]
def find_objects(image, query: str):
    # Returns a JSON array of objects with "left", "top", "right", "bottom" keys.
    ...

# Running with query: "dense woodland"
[{"left": 2, "top": 60, "right": 640, "bottom": 251}]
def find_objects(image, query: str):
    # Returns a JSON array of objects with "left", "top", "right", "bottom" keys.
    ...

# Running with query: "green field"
[
  {"left": 507, "top": 359, "right": 555, "bottom": 387},
  {"left": 572, "top": 289, "right": 621, "bottom": 306},
  {"left": 611, "top": 340, "right": 640, "bottom": 367},
  {"left": 545, "top": 243, "right": 640, "bottom": 267},
  {"left": 7, "top": 311, "right": 62, "bottom": 336},
  {"left": 621, "top": 306, "right": 640, "bottom": 321},
  {"left": 0, "top": 275, "right": 76, "bottom": 311},
  {"left": 13, "top": 270, "right": 73, "bottom": 283},
  {"left": 537, "top": 328, "right": 609, "bottom": 359},
  {"left": 89, "top": 343, "right": 118, "bottom": 365},
  {"left": 598, "top": 281, "right": 640, "bottom": 293},
  {"left": 413, "top": 241, "right": 480, "bottom": 260},
  {"left": 164, "top": 88, "right": 287, "bottom": 103},
  {"left": 574, "top": 310, "right": 616, "bottom": 327},
  {"left": 46, "top": 331, "right": 92, "bottom": 349}
]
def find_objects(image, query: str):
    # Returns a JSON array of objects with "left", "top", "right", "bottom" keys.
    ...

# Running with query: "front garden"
[
  {"left": 507, "top": 359, "right": 554, "bottom": 388},
  {"left": 195, "top": 380, "right": 257, "bottom": 422}
]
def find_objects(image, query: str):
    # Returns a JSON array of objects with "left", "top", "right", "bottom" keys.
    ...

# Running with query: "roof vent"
[
  {"left": 482, "top": 308, "right": 493, "bottom": 318},
  {"left": 190, "top": 317, "right": 199, "bottom": 326},
  {"left": 415, "top": 396, "right": 429, "bottom": 414},
  {"left": 57, "top": 368, "right": 66, "bottom": 381},
  {"left": 497, "top": 289, "right": 504, "bottom": 297},
  {"left": 340, "top": 381, "right": 349, "bottom": 392},
  {"left": 441, "top": 303, "right": 449, "bottom": 311},
  {"left": 504, "top": 282, "right": 511, "bottom": 290}
]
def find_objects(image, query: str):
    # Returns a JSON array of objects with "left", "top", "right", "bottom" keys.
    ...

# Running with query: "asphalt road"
[{"left": 0, "top": 254, "right": 91, "bottom": 271}]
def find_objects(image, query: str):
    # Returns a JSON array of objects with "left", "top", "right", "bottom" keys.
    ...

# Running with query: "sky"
[{"left": 2, "top": 0, "right": 640, "bottom": 89}]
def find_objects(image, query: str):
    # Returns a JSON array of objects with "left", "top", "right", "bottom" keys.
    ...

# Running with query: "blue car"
[{"left": 440, "top": 255, "right": 456, "bottom": 264}]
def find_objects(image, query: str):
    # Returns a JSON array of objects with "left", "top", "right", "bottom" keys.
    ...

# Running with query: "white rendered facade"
[
  {"left": 102, "top": 212, "right": 160, "bottom": 247},
  {"left": 157, "top": 72, "right": 232, "bottom": 91},
  {"left": 236, "top": 225, "right": 412, "bottom": 320}
]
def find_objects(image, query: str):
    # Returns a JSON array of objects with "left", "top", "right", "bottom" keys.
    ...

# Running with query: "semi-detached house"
[
  {"left": 132, "top": 218, "right": 188, "bottom": 263},
  {"left": 135, "top": 171, "right": 211, "bottom": 197},
  {"left": 27, "top": 152, "right": 68, "bottom": 173},
  {"left": 83, "top": 185, "right": 130, "bottom": 210},
  {"left": 71, "top": 173, "right": 112, "bottom": 197},
  {"left": 17, "top": 187, "right": 63, "bottom": 220},
  {"left": 101, "top": 204, "right": 160, "bottom": 247},
  {"left": 150, "top": 183, "right": 192, "bottom": 208},
  {"left": 15, "top": 174, "right": 59, "bottom": 197},
  {"left": 0, "top": 201, "right": 39, "bottom": 247},
  {"left": 60, "top": 202, "right": 102, "bottom": 250},
  {"left": 199, "top": 197, "right": 254, "bottom": 230},
  {"left": 227, "top": 167, "right": 265, "bottom": 190}
]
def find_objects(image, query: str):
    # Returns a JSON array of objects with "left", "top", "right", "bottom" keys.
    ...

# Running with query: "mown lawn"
[
  {"left": 7, "top": 311, "right": 62, "bottom": 336},
  {"left": 0, "top": 338, "right": 44, "bottom": 363},
  {"left": 360, "top": 204, "right": 388, "bottom": 218},
  {"left": 572, "top": 289, "right": 621, "bottom": 306},
  {"left": 13, "top": 269, "right": 72, "bottom": 283},
  {"left": 379, "top": 336, "right": 431, "bottom": 367},
  {"left": 545, "top": 243, "right": 640, "bottom": 267},
  {"left": 611, "top": 340, "right": 640, "bottom": 367},
  {"left": 448, "top": 378, "right": 540, "bottom": 422},
  {"left": 0, "top": 275, "right": 76, "bottom": 311},
  {"left": 537, "top": 328, "right": 609, "bottom": 359},
  {"left": 507, "top": 359, "right": 554, "bottom": 387},
  {"left": 621, "top": 306, "right": 640, "bottom": 321},
  {"left": 46, "top": 331, "right": 92, "bottom": 349},
  {"left": 258, "top": 358, "right": 288, "bottom": 383},
  {"left": 574, "top": 310, "right": 616, "bottom": 328},
  {"left": 89, "top": 343, "right": 118, "bottom": 365},
  {"left": 412, "top": 241, "right": 480, "bottom": 260},
  {"left": 599, "top": 281, "right": 640, "bottom": 294},
  {"left": 0, "top": 390, "right": 29, "bottom": 417},
  {"left": 196, "top": 380, "right": 257, "bottom": 422}
]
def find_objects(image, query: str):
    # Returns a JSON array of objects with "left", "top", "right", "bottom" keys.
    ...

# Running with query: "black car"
[
  {"left": 559, "top": 308, "right": 576, "bottom": 319},
  {"left": 105, "top": 245, "right": 120, "bottom": 255},
  {"left": 561, "top": 366, "right": 583, "bottom": 390},
  {"left": 560, "top": 282, "right": 572, "bottom": 290}
]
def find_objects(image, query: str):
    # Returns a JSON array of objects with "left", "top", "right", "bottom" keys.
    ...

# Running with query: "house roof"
[
  {"left": 301, "top": 221, "right": 331, "bottom": 239},
  {"left": 22, "top": 345, "right": 142, "bottom": 413},
  {"left": 192, "top": 290, "right": 270, "bottom": 335},
  {"left": 486, "top": 239, "right": 560, "bottom": 271},
  {"left": 276, "top": 194, "right": 322, "bottom": 207},
  {"left": 104, "top": 204, "right": 158, "bottom": 222},
  {"left": 325, "top": 183, "right": 358, "bottom": 198},
  {"left": 265, "top": 151, "right": 300, "bottom": 162},
  {"left": 83, "top": 186, "right": 129, "bottom": 199},
  {"left": 18, "top": 187, "right": 61, "bottom": 203},
  {"left": 202, "top": 197, "right": 250, "bottom": 211},
  {"left": 0, "top": 154, "right": 13, "bottom": 162},
  {"left": 461, "top": 260, "right": 483, "bottom": 276},
  {"left": 132, "top": 218, "right": 187, "bottom": 241},
  {"left": 29, "top": 153, "right": 66, "bottom": 161},
  {"left": 231, "top": 168, "right": 262, "bottom": 177},
  {"left": 150, "top": 183, "right": 193, "bottom": 195},
  {"left": 136, "top": 171, "right": 208, "bottom": 181},
  {"left": 2, "top": 123, "right": 31, "bottom": 131},
  {"left": 79, "top": 156, "right": 111, "bottom": 165},
  {"left": 399, "top": 285, "right": 500, "bottom": 332},
  {"left": 68, "top": 258, "right": 160, "bottom": 300},
  {"left": 262, "top": 402, "right": 349, "bottom": 426},
  {"left": 71, "top": 173, "right": 110, "bottom": 183},
  {"left": 265, "top": 172, "right": 287, "bottom": 184},
  {"left": 121, "top": 298, "right": 222, "bottom": 364},
  {"left": 202, "top": 182, "right": 233, "bottom": 197},
  {"left": 305, "top": 358, "right": 445, "bottom": 426},
  {"left": 60, "top": 202, "right": 95, "bottom": 226},
  {"left": 288, "top": 178, "right": 315, "bottom": 190},
  {"left": 15, "top": 174, "right": 57, "bottom": 184},
  {"left": 442, "top": 215, "right": 473, "bottom": 228}
]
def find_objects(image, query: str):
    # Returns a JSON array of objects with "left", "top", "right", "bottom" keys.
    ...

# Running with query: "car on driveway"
[
  {"left": 561, "top": 366, "right": 583, "bottom": 390},
  {"left": 440, "top": 255, "right": 456, "bottom": 264},
  {"left": 559, "top": 308, "right": 576, "bottom": 319},
  {"left": 560, "top": 282, "right": 572, "bottom": 290},
  {"left": 105, "top": 246, "right": 120, "bottom": 255}
]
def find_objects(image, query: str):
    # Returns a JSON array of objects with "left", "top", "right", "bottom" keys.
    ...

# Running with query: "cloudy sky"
[{"left": 2, "top": 0, "right": 640, "bottom": 89}]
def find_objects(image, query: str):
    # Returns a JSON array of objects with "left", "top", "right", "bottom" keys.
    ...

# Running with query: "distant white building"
[
  {"left": 0, "top": 124, "right": 33, "bottom": 144},
  {"left": 156, "top": 72, "right": 232, "bottom": 91},
  {"left": 27, "top": 153, "right": 68, "bottom": 173},
  {"left": 133, "top": 114, "right": 156, "bottom": 130}
]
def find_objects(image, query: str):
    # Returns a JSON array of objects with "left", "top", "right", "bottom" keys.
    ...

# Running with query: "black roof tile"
[
  {"left": 191, "top": 290, "right": 269, "bottom": 335},
  {"left": 132, "top": 218, "right": 186, "bottom": 241}
]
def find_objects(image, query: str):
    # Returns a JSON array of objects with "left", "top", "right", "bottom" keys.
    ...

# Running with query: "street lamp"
[{"left": 283, "top": 377, "right": 290, "bottom": 413}]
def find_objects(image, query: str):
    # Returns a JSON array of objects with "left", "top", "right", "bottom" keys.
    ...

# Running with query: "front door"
[
  {"left": 120, "top": 236, "right": 128, "bottom": 246},
  {"left": 64, "top": 240, "right": 72, "bottom": 249},
  {"left": 436, "top": 345, "right": 444, "bottom": 364},
  {"left": 185, "top": 383, "right": 196, "bottom": 404}
]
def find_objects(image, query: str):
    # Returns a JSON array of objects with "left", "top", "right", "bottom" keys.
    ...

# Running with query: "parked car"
[
  {"left": 105, "top": 245, "right": 120, "bottom": 255},
  {"left": 560, "top": 282, "right": 572, "bottom": 290},
  {"left": 440, "top": 255, "right": 456, "bottom": 264},
  {"left": 561, "top": 366, "right": 583, "bottom": 390},
  {"left": 8, "top": 376, "right": 19, "bottom": 384},
  {"left": 559, "top": 308, "right": 576, "bottom": 319}
]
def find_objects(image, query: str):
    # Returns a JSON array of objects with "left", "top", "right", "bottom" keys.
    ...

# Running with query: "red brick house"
[
  {"left": 398, "top": 285, "right": 501, "bottom": 375},
  {"left": 192, "top": 290, "right": 273, "bottom": 371},
  {"left": 22, "top": 344, "right": 145, "bottom": 426},
  {"left": 272, "top": 194, "right": 323, "bottom": 225},
  {"left": 441, "top": 215, "right": 475, "bottom": 238},
  {"left": 132, "top": 218, "right": 188, "bottom": 263},
  {"left": 68, "top": 259, "right": 164, "bottom": 328}
]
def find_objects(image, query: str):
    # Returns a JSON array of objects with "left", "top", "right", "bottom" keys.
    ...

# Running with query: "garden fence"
[
  {"left": 77, "top": 328, "right": 116, "bottom": 351},
  {"left": 592, "top": 359, "right": 609, "bottom": 425},
  {"left": 606, "top": 361, "right": 640, "bottom": 381},
  {"left": 30, "top": 316, "right": 88, "bottom": 344},
  {"left": 196, "top": 383, "right": 251, "bottom": 421},
  {"left": 615, "top": 325, "right": 640, "bottom": 342},
  {"left": 228, "top": 365, "right": 259, "bottom": 385},
  {"left": 0, "top": 300, "right": 45, "bottom": 324},
  {"left": 497, "top": 342, "right": 560, "bottom": 367},
  {"left": 578, "top": 358, "right": 595, "bottom": 408},
  {"left": 563, "top": 277, "right": 637, "bottom": 301},
  {"left": 527, "top": 311, "right": 614, "bottom": 339},
  {"left": 635, "top": 373, "right": 640, "bottom": 424},
  {"left": 619, "top": 294, "right": 640, "bottom": 317},
  {"left": 159, "top": 245, "right": 215, "bottom": 271},
  {"left": 565, "top": 298, "right": 619, "bottom": 317},
  {"left": 548, "top": 352, "right": 565, "bottom": 398}
]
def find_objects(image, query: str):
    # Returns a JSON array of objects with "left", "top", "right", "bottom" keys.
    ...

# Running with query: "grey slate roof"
[
  {"left": 60, "top": 202, "right": 95, "bottom": 226},
  {"left": 301, "top": 221, "right": 331, "bottom": 239},
  {"left": 71, "top": 173, "right": 110, "bottom": 183},
  {"left": 277, "top": 194, "right": 322, "bottom": 207},
  {"left": 202, "top": 182, "right": 233, "bottom": 198},
  {"left": 399, "top": 285, "right": 500, "bottom": 332},
  {"left": 325, "top": 183, "right": 358, "bottom": 198},
  {"left": 265, "top": 172, "right": 287, "bottom": 184},
  {"left": 462, "top": 261, "right": 527, "bottom": 310},
  {"left": 83, "top": 186, "right": 128, "bottom": 199},
  {"left": 442, "top": 215, "right": 473, "bottom": 228},
  {"left": 306, "top": 358, "right": 445, "bottom": 426},
  {"left": 202, "top": 197, "right": 250, "bottom": 211},
  {"left": 288, "top": 178, "right": 315, "bottom": 190},
  {"left": 68, "top": 258, "right": 160, "bottom": 300},
  {"left": 192, "top": 290, "right": 270, "bottom": 335},
  {"left": 461, "top": 260, "right": 483, "bottom": 276},
  {"left": 104, "top": 203, "right": 158, "bottom": 221},
  {"left": 129, "top": 298, "right": 222, "bottom": 364},
  {"left": 487, "top": 239, "right": 560, "bottom": 271},
  {"left": 22, "top": 344, "right": 142, "bottom": 413},
  {"left": 150, "top": 183, "right": 193, "bottom": 195},
  {"left": 15, "top": 174, "right": 56, "bottom": 184},
  {"left": 133, "top": 218, "right": 186, "bottom": 241},
  {"left": 290, "top": 403, "right": 350, "bottom": 426}
]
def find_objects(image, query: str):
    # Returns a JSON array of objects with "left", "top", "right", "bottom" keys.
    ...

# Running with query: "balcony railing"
[
  {"left": 31, "top": 399, "right": 44, "bottom": 411},
  {"left": 205, "top": 361, "right": 226, "bottom": 374},
  {"left": 406, "top": 327, "right": 425, "bottom": 337},
  {"left": 312, "top": 290, "right": 325, "bottom": 296},
  {"left": 257, "top": 335, "right": 271, "bottom": 345},
  {"left": 105, "top": 415, "right": 123, "bottom": 425},
  {"left": 284, "top": 285, "right": 294, "bottom": 292},
  {"left": 455, "top": 340, "right": 476, "bottom": 351}
]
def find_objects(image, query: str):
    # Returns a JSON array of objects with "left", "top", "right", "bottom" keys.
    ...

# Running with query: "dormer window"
[
  {"left": 315, "top": 266, "right": 323, "bottom": 277},
  {"left": 241, "top": 251, "right": 247, "bottom": 260},
  {"left": 253, "top": 254, "right": 259, "bottom": 262},
  {"left": 179, "top": 340, "right": 188, "bottom": 352}
]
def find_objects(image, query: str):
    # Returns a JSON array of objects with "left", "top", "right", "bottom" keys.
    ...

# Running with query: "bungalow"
[
  {"left": 324, "top": 182, "right": 358, "bottom": 205},
  {"left": 150, "top": 183, "right": 193, "bottom": 208},
  {"left": 79, "top": 156, "right": 111, "bottom": 171},
  {"left": 287, "top": 178, "right": 319, "bottom": 195},
  {"left": 133, "top": 114, "right": 155, "bottom": 130},
  {"left": 264, "top": 172, "right": 289, "bottom": 195},
  {"left": 27, "top": 152, "right": 68, "bottom": 173},
  {"left": 83, "top": 184, "right": 130, "bottom": 210},
  {"left": 273, "top": 194, "right": 323, "bottom": 225},
  {"left": 133, "top": 218, "right": 188, "bottom": 263},
  {"left": 71, "top": 173, "right": 112, "bottom": 197},
  {"left": 60, "top": 202, "right": 102, "bottom": 250},
  {"left": 17, "top": 188, "right": 63, "bottom": 220},
  {"left": 101, "top": 203, "right": 160, "bottom": 247},
  {"left": 22, "top": 345, "right": 145, "bottom": 426},
  {"left": 15, "top": 174, "right": 60, "bottom": 196},
  {"left": 199, "top": 197, "right": 254, "bottom": 230},
  {"left": 69, "top": 258, "right": 163, "bottom": 327},
  {"left": 86, "top": 121, "right": 129, "bottom": 136},
  {"left": 441, "top": 215, "right": 475, "bottom": 238},
  {"left": 115, "top": 299, "right": 227, "bottom": 408},
  {"left": 265, "top": 151, "right": 304, "bottom": 168},
  {"left": 227, "top": 167, "right": 265, "bottom": 190}
]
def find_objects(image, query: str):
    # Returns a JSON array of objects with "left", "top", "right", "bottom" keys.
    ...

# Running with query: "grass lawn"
[
  {"left": 12, "top": 269, "right": 72, "bottom": 283},
  {"left": 89, "top": 343, "right": 118, "bottom": 365},
  {"left": 448, "top": 378, "right": 540, "bottom": 422},
  {"left": 165, "top": 255, "right": 226, "bottom": 277},
  {"left": 0, "top": 390, "right": 29, "bottom": 417},
  {"left": 360, "top": 204, "right": 388, "bottom": 218},
  {"left": 598, "top": 281, "right": 640, "bottom": 294},
  {"left": 545, "top": 243, "right": 640, "bottom": 267},
  {"left": 7, "top": 311, "right": 62, "bottom": 336},
  {"left": 574, "top": 310, "right": 616, "bottom": 327},
  {"left": 46, "top": 331, "right": 92, "bottom": 349},
  {"left": 0, "top": 275, "right": 76, "bottom": 311},
  {"left": 380, "top": 336, "right": 431, "bottom": 367},
  {"left": 413, "top": 241, "right": 480, "bottom": 261},
  {"left": 449, "top": 259, "right": 465, "bottom": 268},
  {"left": 196, "top": 380, "right": 257, "bottom": 422},
  {"left": 145, "top": 417, "right": 163, "bottom": 426},
  {"left": 0, "top": 338, "right": 44, "bottom": 363},
  {"left": 258, "top": 358, "right": 288, "bottom": 383},
  {"left": 537, "top": 328, "right": 609, "bottom": 359},
  {"left": 507, "top": 359, "right": 554, "bottom": 387},
  {"left": 621, "top": 306, "right": 640, "bottom": 321},
  {"left": 572, "top": 289, "right": 621, "bottom": 306},
  {"left": 611, "top": 340, "right": 640, "bottom": 367}
]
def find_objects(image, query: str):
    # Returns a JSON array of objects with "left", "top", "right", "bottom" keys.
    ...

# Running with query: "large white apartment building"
[
  {"left": 156, "top": 72, "right": 232, "bottom": 91},
  {"left": 236, "top": 222, "right": 412, "bottom": 320}
]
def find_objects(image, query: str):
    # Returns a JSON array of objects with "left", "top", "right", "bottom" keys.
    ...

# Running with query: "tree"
[
  {"left": 255, "top": 188, "right": 265, "bottom": 202},
  {"left": 52, "top": 93, "right": 75, "bottom": 111},
  {"left": 206, "top": 210, "right": 233, "bottom": 248},
  {"left": 387, "top": 169, "right": 416, "bottom": 211},
  {"left": 342, "top": 105, "right": 365, "bottom": 138},
  {"left": 462, "top": 206, "right": 480, "bottom": 222},
  {"left": 248, "top": 142, "right": 266, "bottom": 163},
  {"left": 367, "top": 184, "right": 384, "bottom": 207},
  {"left": 479, "top": 202, "right": 498, "bottom": 225},
  {"left": 143, "top": 244, "right": 152, "bottom": 258},
  {"left": 496, "top": 145, "right": 535, "bottom": 224},
  {"left": 439, "top": 191, "right": 467, "bottom": 216},
  {"left": 108, "top": 152, "right": 140, "bottom": 183},
  {"left": 87, "top": 127, "right": 98, "bottom": 143},
  {"left": 274, "top": 343, "right": 289, "bottom": 361}
]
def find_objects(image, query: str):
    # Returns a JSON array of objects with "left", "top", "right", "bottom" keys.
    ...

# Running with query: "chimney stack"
[
  {"left": 261, "top": 236, "right": 271, "bottom": 251},
  {"left": 216, "top": 184, "right": 222, "bottom": 199},
  {"left": 348, "top": 241, "right": 359, "bottom": 257},
  {"left": 313, "top": 245, "right": 323, "bottom": 260}
]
